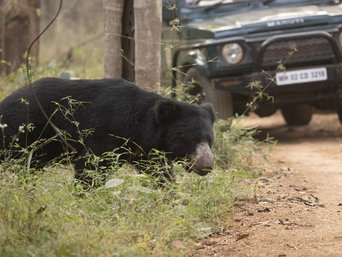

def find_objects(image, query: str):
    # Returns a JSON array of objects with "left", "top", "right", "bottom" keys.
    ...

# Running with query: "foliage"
[
  {"left": 0, "top": 90, "right": 264, "bottom": 256},
  {"left": 0, "top": 44, "right": 103, "bottom": 101},
  {"left": 0, "top": 148, "right": 254, "bottom": 257},
  {"left": 0, "top": 5, "right": 269, "bottom": 256}
]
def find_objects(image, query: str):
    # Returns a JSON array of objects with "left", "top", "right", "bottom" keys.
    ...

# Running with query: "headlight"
[{"left": 222, "top": 43, "right": 244, "bottom": 64}]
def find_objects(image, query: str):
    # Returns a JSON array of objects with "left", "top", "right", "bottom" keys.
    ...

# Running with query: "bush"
[{"left": 0, "top": 114, "right": 265, "bottom": 257}]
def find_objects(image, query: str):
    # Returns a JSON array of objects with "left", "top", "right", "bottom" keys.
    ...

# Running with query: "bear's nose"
[{"left": 189, "top": 142, "right": 214, "bottom": 176}]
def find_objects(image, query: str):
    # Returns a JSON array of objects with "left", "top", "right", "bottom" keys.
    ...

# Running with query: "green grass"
[
  {"left": 0, "top": 168, "right": 242, "bottom": 257},
  {"left": 0, "top": 42, "right": 266, "bottom": 256},
  {"left": 0, "top": 119, "right": 264, "bottom": 257},
  {"left": 0, "top": 43, "right": 104, "bottom": 99}
]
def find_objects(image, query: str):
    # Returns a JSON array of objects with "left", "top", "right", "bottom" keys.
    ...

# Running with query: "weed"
[
  {"left": 0, "top": 94, "right": 262, "bottom": 256},
  {"left": 0, "top": 152, "right": 252, "bottom": 257},
  {"left": 0, "top": 10, "right": 267, "bottom": 256}
]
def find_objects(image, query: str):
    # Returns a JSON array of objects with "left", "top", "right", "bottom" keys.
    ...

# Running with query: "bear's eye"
[
  {"left": 208, "top": 138, "right": 213, "bottom": 148},
  {"left": 202, "top": 134, "right": 213, "bottom": 147},
  {"left": 171, "top": 132, "right": 184, "bottom": 141},
  {"left": 191, "top": 136, "right": 202, "bottom": 145}
]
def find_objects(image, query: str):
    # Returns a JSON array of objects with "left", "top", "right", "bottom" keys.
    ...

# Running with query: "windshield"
[
  {"left": 177, "top": 0, "right": 341, "bottom": 23},
  {"left": 186, "top": 0, "right": 259, "bottom": 8},
  {"left": 185, "top": 0, "right": 332, "bottom": 8}
]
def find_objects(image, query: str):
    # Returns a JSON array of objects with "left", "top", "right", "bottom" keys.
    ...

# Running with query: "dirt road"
[{"left": 193, "top": 112, "right": 342, "bottom": 257}]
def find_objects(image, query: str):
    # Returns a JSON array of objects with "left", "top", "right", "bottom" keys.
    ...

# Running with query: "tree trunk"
[
  {"left": 0, "top": 5, "right": 5, "bottom": 73},
  {"left": 121, "top": 0, "right": 135, "bottom": 82},
  {"left": 103, "top": 0, "right": 124, "bottom": 78},
  {"left": 134, "top": 0, "right": 161, "bottom": 91},
  {"left": 0, "top": 0, "right": 40, "bottom": 76},
  {"left": 103, "top": 0, "right": 161, "bottom": 91}
]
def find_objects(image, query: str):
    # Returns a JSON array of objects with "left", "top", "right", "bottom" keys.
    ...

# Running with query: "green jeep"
[{"left": 162, "top": 0, "right": 342, "bottom": 125}]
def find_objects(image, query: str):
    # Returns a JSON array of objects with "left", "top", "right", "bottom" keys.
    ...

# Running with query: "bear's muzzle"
[{"left": 188, "top": 142, "right": 214, "bottom": 176}]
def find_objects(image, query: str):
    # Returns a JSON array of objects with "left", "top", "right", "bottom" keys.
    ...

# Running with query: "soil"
[{"left": 193, "top": 111, "right": 342, "bottom": 257}]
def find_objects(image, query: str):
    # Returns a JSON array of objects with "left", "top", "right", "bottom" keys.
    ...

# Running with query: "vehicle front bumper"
[{"left": 212, "top": 63, "right": 342, "bottom": 105}]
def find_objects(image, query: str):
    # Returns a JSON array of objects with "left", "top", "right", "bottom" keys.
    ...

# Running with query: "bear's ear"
[
  {"left": 154, "top": 99, "right": 180, "bottom": 124},
  {"left": 201, "top": 103, "right": 216, "bottom": 123}
]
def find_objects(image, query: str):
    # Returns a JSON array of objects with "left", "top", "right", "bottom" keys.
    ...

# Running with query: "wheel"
[
  {"left": 337, "top": 108, "right": 342, "bottom": 125},
  {"left": 183, "top": 68, "right": 234, "bottom": 119},
  {"left": 281, "top": 104, "right": 313, "bottom": 126},
  {"left": 255, "top": 104, "right": 277, "bottom": 117}
]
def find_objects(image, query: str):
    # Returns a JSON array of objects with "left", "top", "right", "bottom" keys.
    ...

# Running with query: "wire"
[{"left": 25, "top": 0, "right": 76, "bottom": 153}]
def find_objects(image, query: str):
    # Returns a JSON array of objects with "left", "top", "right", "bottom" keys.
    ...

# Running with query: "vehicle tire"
[
  {"left": 184, "top": 68, "right": 233, "bottom": 119},
  {"left": 337, "top": 108, "right": 342, "bottom": 125},
  {"left": 255, "top": 104, "right": 277, "bottom": 117},
  {"left": 280, "top": 104, "right": 313, "bottom": 126}
]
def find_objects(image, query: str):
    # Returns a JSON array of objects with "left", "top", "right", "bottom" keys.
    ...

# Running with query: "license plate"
[{"left": 275, "top": 67, "right": 327, "bottom": 86}]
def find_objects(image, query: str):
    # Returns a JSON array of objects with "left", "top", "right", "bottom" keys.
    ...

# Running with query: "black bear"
[{"left": 0, "top": 77, "right": 215, "bottom": 183}]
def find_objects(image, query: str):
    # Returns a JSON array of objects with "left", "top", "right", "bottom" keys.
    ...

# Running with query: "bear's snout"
[{"left": 188, "top": 142, "right": 214, "bottom": 176}]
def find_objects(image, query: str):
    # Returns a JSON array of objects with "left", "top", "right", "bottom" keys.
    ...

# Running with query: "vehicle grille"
[{"left": 260, "top": 36, "right": 336, "bottom": 68}]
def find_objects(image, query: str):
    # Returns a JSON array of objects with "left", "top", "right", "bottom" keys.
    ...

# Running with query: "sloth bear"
[{"left": 0, "top": 77, "right": 215, "bottom": 183}]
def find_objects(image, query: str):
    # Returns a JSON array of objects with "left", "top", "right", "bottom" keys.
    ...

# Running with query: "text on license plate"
[{"left": 275, "top": 67, "right": 327, "bottom": 86}]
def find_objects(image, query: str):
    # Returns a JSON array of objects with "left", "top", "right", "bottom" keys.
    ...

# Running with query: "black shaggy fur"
[{"left": 0, "top": 77, "right": 215, "bottom": 183}]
